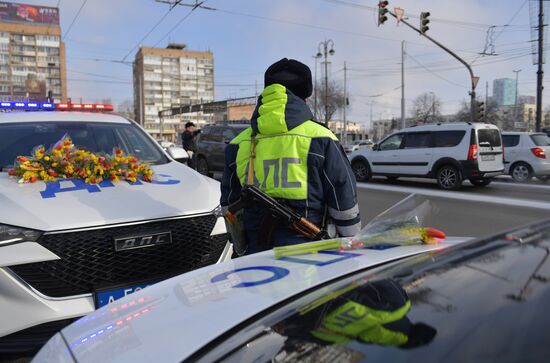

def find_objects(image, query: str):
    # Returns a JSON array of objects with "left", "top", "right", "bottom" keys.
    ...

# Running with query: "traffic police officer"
[{"left": 220, "top": 58, "right": 361, "bottom": 254}]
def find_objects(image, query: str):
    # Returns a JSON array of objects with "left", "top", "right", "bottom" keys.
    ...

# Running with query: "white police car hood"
[
  {"left": 34, "top": 238, "right": 469, "bottom": 363},
  {"left": 0, "top": 162, "right": 221, "bottom": 231}
]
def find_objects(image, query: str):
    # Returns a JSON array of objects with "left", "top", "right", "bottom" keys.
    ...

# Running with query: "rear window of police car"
[{"left": 231, "top": 228, "right": 550, "bottom": 363}]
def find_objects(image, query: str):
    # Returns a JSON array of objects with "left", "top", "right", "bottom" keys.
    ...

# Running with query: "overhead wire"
[
  {"left": 321, "top": 0, "right": 530, "bottom": 29},
  {"left": 121, "top": 8, "right": 174, "bottom": 62},
  {"left": 406, "top": 54, "right": 468, "bottom": 89},
  {"left": 471, "top": 0, "right": 529, "bottom": 65},
  {"left": 67, "top": 69, "right": 131, "bottom": 82},
  {"left": 209, "top": 7, "right": 459, "bottom": 50},
  {"left": 62, "top": 0, "right": 88, "bottom": 40},
  {"left": 153, "top": 1, "right": 210, "bottom": 47}
]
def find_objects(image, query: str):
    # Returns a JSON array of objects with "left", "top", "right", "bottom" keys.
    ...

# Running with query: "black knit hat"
[{"left": 264, "top": 58, "right": 313, "bottom": 99}]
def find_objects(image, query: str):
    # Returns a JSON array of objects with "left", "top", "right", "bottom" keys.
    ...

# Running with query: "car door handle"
[{"left": 425, "top": 153, "right": 431, "bottom": 156}]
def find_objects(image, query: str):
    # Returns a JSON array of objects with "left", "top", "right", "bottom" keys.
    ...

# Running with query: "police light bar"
[
  {"left": 0, "top": 101, "right": 56, "bottom": 110},
  {"left": 56, "top": 103, "right": 114, "bottom": 112}
]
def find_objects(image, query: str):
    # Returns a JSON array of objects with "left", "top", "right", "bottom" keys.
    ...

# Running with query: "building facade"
[
  {"left": 0, "top": 1, "right": 66, "bottom": 102},
  {"left": 327, "top": 120, "right": 369, "bottom": 144},
  {"left": 133, "top": 44, "right": 214, "bottom": 141},
  {"left": 492, "top": 78, "right": 516, "bottom": 106}
]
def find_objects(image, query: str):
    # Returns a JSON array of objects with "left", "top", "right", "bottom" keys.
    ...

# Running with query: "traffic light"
[
  {"left": 476, "top": 101, "right": 485, "bottom": 121},
  {"left": 378, "top": 1, "right": 389, "bottom": 26},
  {"left": 420, "top": 12, "right": 430, "bottom": 34}
]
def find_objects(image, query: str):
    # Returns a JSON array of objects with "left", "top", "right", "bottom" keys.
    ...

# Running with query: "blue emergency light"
[{"left": 0, "top": 101, "right": 56, "bottom": 110}]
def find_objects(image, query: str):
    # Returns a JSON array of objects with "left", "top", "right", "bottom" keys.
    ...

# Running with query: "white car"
[
  {"left": 0, "top": 104, "right": 231, "bottom": 356},
  {"left": 343, "top": 140, "right": 373, "bottom": 156},
  {"left": 502, "top": 132, "right": 550, "bottom": 182},
  {"left": 350, "top": 123, "right": 504, "bottom": 190},
  {"left": 34, "top": 234, "right": 472, "bottom": 363},
  {"left": 351, "top": 139, "right": 374, "bottom": 152}
]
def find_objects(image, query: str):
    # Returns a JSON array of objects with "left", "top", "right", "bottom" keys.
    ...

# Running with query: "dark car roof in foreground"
[{"left": 205, "top": 219, "right": 550, "bottom": 363}]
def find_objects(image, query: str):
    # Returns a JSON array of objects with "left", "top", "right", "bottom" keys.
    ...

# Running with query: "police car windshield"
[
  {"left": 223, "top": 221, "right": 550, "bottom": 363},
  {"left": 0, "top": 121, "right": 168, "bottom": 169}
]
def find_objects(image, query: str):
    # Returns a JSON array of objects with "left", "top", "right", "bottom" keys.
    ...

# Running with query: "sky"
[{"left": 9, "top": 0, "right": 546, "bottom": 127}]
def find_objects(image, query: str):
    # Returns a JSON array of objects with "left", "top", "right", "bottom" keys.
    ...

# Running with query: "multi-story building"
[
  {"left": 493, "top": 78, "right": 516, "bottom": 106},
  {"left": 519, "top": 95, "right": 536, "bottom": 105},
  {"left": 327, "top": 120, "right": 369, "bottom": 144},
  {"left": 0, "top": 1, "right": 66, "bottom": 102},
  {"left": 133, "top": 44, "right": 214, "bottom": 141}
]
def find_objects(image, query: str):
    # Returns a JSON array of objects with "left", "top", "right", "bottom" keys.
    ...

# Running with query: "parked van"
[{"left": 350, "top": 123, "right": 504, "bottom": 190}]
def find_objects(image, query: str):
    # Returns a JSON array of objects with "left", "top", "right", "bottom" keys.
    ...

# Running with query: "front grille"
[
  {"left": 0, "top": 318, "right": 77, "bottom": 354},
  {"left": 11, "top": 215, "right": 227, "bottom": 297}
]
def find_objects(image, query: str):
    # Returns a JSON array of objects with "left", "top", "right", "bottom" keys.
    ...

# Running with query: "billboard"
[{"left": 0, "top": 2, "right": 59, "bottom": 25}]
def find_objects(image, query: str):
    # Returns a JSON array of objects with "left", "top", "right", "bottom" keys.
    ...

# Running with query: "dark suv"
[{"left": 196, "top": 123, "right": 249, "bottom": 176}]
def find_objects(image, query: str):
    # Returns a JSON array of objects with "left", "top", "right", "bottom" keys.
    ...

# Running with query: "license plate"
[
  {"left": 95, "top": 282, "right": 155, "bottom": 308},
  {"left": 481, "top": 154, "right": 495, "bottom": 161}
]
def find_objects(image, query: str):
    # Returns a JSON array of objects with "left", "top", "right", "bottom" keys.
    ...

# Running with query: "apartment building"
[
  {"left": 133, "top": 44, "right": 214, "bottom": 141},
  {"left": 493, "top": 78, "right": 516, "bottom": 107},
  {"left": 0, "top": 1, "right": 66, "bottom": 102}
]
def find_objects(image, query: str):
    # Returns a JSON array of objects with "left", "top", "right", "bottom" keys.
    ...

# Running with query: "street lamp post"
[
  {"left": 317, "top": 40, "right": 335, "bottom": 127},
  {"left": 312, "top": 53, "right": 321, "bottom": 120}
]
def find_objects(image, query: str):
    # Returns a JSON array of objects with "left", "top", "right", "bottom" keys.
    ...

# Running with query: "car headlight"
[{"left": 0, "top": 224, "right": 42, "bottom": 246}]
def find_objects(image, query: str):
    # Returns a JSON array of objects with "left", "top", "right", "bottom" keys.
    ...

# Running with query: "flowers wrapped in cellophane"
[
  {"left": 8, "top": 135, "right": 154, "bottom": 184},
  {"left": 273, "top": 194, "right": 446, "bottom": 259}
]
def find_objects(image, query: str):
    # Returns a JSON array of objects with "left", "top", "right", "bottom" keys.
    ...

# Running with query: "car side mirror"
[
  {"left": 167, "top": 146, "right": 189, "bottom": 162},
  {"left": 223, "top": 138, "right": 231, "bottom": 144},
  {"left": 373, "top": 143, "right": 378, "bottom": 151}
]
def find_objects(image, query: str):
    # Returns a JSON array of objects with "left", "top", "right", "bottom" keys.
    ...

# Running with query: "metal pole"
[
  {"left": 514, "top": 69, "right": 521, "bottom": 128},
  {"left": 370, "top": 102, "right": 373, "bottom": 124},
  {"left": 536, "top": 0, "right": 544, "bottom": 132},
  {"left": 313, "top": 55, "right": 318, "bottom": 119},
  {"left": 392, "top": 13, "right": 477, "bottom": 122},
  {"left": 343, "top": 61, "right": 347, "bottom": 143},
  {"left": 485, "top": 81, "right": 488, "bottom": 107},
  {"left": 401, "top": 40, "right": 405, "bottom": 129},
  {"left": 324, "top": 42, "right": 329, "bottom": 127}
]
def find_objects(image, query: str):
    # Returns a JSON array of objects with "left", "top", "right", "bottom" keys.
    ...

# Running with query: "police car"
[
  {"left": 34, "top": 219, "right": 550, "bottom": 363},
  {"left": 0, "top": 102, "right": 230, "bottom": 356}
]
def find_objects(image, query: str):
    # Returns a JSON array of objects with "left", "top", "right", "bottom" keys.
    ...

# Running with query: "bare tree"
[
  {"left": 312, "top": 80, "right": 346, "bottom": 124},
  {"left": 410, "top": 92, "right": 442, "bottom": 124},
  {"left": 455, "top": 98, "right": 503, "bottom": 127},
  {"left": 116, "top": 99, "right": 135, "bottom": 120}
]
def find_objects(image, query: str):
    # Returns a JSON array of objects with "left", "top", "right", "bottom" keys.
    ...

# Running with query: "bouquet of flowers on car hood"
[
  {"left": 8, "top": 134, "right": 154, "bottom": 184},
  {"left": 274, "top": 194, "right": 446, "bottom": 259}
]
